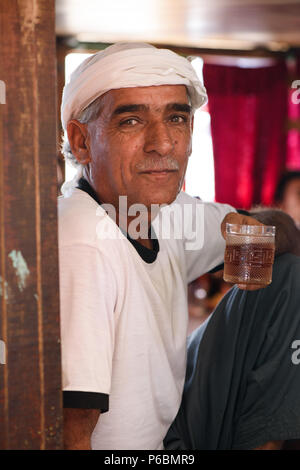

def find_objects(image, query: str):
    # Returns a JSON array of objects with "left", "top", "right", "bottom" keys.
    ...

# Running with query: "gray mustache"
[{"left": 135, "top": 157, "right": 179, "bottom": 172}]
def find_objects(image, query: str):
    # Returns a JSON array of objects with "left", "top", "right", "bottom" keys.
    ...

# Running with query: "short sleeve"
[{"left": 59, "top": 244, "right": 117, "bottom": 410}]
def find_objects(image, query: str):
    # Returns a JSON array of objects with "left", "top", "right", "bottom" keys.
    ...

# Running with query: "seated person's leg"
[{"left": 164, "top": 253, "right": 300, "bottom": 450}]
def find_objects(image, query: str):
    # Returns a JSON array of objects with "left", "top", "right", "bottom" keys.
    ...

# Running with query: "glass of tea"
[{"left": 223, "top": 224, "right": 276, "bottom": 286}]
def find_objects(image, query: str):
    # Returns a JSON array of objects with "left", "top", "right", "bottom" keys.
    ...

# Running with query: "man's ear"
[{"left": 67, "top": 120, "right": 91, "bottom": 165}]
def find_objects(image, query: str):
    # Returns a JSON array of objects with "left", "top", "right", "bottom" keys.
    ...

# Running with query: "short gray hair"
[{"left": 61, "top": 95, "right": 103, "bottom": 168}]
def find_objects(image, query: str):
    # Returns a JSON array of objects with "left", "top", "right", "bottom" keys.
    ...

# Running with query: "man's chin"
[
  {"left": 125, "top": 187, "right": 181, "bottom": 212},
  {"left": 144, "top": 192, "right": 179, "bottom": 209}
]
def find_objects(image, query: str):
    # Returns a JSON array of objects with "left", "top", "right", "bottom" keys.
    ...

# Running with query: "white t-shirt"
[{"left": 58, "top": 188, "right": 235, "bottom": 450}]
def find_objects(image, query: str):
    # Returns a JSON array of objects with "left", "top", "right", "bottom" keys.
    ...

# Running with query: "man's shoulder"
[
  {"left": 58, "top": 189, "right": 102, "bottom": 247},
  {"left": 170, "top": 191, "right": 235, "bottom": 215},
  {"left": 158, "top": 192, "right": 235, "bottom": 238}
]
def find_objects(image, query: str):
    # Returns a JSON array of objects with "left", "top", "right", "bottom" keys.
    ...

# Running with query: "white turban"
[{"left": 61, "top": 42, "right": 208, "bottom": 130}]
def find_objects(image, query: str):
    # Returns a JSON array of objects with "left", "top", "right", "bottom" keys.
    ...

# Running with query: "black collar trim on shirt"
[{"left": 76, "top": 178, "right": 159, "bottom": 264}]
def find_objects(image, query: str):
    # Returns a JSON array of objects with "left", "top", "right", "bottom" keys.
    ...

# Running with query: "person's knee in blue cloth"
[{"left": 164, "top": 212, "right": 300, "bottom": 450}]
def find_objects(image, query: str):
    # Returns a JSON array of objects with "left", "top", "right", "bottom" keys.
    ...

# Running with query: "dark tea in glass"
[{"left": 223, "top": 224, "right": 276, "bottom": 286}]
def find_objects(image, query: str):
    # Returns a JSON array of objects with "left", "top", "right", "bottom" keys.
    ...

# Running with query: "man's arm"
[
  {"left": 59, "top": 245, "right": 117, "bottom": 450},
  {"left": 64, "top": 408, "right": 100, "bottom": 450}
]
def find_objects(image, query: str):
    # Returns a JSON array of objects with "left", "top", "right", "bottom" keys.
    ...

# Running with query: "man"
[
  {"left": 164, "top": 212, "right": 300, "bottom": 450},
  {"left": 274, "top": 171, "right": 300, "bottom": 229},
  {"left": 58, "top": 42, "right": 274, "bottom": 450}
]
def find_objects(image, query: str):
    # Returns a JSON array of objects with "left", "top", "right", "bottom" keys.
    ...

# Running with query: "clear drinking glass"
[{"left": 223, "top": 224, "right": 276, "bottom": 286}]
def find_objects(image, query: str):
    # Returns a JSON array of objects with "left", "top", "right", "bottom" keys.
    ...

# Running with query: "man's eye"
[
  {"left": 169, "top": 115, "right": 187, "bottom": 123},
  {"left": 120, "top": 118, "right": 139, "bottom": 126}
]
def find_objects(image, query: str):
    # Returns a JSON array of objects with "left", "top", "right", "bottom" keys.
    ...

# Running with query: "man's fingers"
[{"left": 221, "top": 212, "right": 265, "bottom": 239}]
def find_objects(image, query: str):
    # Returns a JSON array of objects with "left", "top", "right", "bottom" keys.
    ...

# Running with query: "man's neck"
[
  {"left": 116, "top": 211, "right": 153, "bottom": 250},
  {"left": 77, "top": 177, "right": 154, "bottom": 250}
]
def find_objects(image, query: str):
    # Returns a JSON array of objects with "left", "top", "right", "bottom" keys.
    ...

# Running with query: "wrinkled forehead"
[{"left": 101, "top": 84, "right": 191, "bottom": 110}]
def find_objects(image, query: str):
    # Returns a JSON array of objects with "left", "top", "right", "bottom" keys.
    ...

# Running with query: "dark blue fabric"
[{"left": 164, "top": 253, "right": 300, "bottom": 449}]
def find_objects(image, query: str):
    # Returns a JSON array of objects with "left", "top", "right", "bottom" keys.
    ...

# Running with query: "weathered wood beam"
[{"left": 0, "top": 0, "right": 62, "bottom": 449}]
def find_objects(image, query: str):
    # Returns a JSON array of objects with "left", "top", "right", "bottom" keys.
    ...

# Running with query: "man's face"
[
  {"left": 85, "top": 85, "right": 193, "bottom": 209},
  {"left": 280, "top": 178, "right": 300, "bottom": 227}
]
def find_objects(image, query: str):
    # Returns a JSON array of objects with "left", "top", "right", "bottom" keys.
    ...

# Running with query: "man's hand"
[
  {"left": 64, "top": 408, "right": 100, "bottom": 450},
  {"left": 221, "top": 212, "right": 264, "bottom": 240},
  {"left": 221, "top": 209, "right": 300, "bottom": 291},
  {"left": 250, "top": 209, "right": 300, "bottom": 256},
  {"left": 221, "top": 212, "right": 267, "bottom": 291}
]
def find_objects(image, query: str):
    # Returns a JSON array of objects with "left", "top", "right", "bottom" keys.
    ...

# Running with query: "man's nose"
[{"left": 143, "top": 121, "right": 174, "bottom": 156}]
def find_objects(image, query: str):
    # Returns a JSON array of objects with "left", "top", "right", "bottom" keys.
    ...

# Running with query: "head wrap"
[{"left": 61, "top": 42, "right": 207, "bottom": 130}]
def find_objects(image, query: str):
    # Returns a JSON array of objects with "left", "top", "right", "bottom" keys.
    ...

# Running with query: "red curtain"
[
  {"left": 203, "top": 61, "right": 288, "bottom": 209},
  {"left": 287, "top": 53, "right": 300, "bottom": 170}
]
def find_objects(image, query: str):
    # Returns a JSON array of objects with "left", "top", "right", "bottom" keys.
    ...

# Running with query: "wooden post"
[
  {"left": 0, "top": 0, "right": 62, "bottom": 449},
  {"left": 56, "top": 38, "right": 71, "bottom": 192}
]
